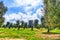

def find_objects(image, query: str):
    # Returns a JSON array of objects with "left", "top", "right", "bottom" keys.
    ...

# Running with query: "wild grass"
[{"left": 0, "top": 28, "right": 60, "bottom": 40}]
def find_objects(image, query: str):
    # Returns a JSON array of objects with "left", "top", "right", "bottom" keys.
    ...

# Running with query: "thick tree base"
[
  {"left": 31, "top": 27, "right": 33, "bottom": 31},
  {"left": 47, "top": 29, "right": 50, "bottom": 33}
]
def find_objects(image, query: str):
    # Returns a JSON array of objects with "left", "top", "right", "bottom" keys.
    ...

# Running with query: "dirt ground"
[
  {"left": 35, "top": 34, "right": 60, "bottom": 39},
  {"left": 0, "top": 38, "right": 26, "bottom": 40},
  {"left": 34, "top": 29, "right": 60, "bottom": 40},
  {"left": 0, "top": 34, "right": 60, "bottom": 40}
]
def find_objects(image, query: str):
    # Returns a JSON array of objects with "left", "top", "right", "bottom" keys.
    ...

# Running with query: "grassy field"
[{"left": 0, "top": 28, "right": 60, "bottom": 40}]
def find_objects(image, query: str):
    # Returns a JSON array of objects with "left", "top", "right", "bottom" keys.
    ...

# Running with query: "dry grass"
[{"left": 0, "top": 38, "right": 26, "bottom": 40}]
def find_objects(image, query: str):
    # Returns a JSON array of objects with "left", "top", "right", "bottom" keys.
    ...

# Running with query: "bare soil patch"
[
  {"left": 35, "top": 34, "right": 60, "bottom": 40},
  {"left": 0, "top": 38, "right": 26, "bottom": 40}
]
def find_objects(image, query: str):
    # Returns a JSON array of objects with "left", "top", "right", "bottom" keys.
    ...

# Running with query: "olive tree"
[{"left": 0, "top": 1, "right": 7, "bottom": 27}]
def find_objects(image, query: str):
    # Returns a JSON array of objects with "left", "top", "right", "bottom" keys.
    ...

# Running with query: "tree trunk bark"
[
  {"left": 9, "top": 27, "right": 10, "bottom": 29},
  {"left": 47, "top": 27, "right": 50, "bottom": 32},
  {"left": 31, "top": 26, "right": 33, "bottom": 31},
  {"left": 18, "top": 26, "right": 20, "bottom": 30}
]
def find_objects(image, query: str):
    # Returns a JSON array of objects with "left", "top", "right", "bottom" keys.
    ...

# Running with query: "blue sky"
[{"left": 0, "top": 0, "right": 44, "bottom": 24}]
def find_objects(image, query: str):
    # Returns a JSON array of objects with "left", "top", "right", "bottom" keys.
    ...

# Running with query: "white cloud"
[
  {"left": 4, "top": 0, "right": 44, "bottom": 24},
  {"left": 8, "top": 0, "right": 44, "bottom": 8},
  {"left": 4, "top": 11, "right": 42, "bottom": 24},
  {"left": 36, "top": 8, "right": 44, "bottom": 16}
]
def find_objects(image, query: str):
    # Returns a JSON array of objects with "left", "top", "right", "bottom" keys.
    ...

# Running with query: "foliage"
[
  {"left": 28, "top": 20, "right": 34, "bottom": 31},
  {"left": 0, "top": 1, "right": 7, "bottom": 27},
  {"left": 21, "top": 21, "right": 24, "bottom": 28},
  {"left": 6, "top": 22, "right": 10, "bottom": 27},
  {"left": 43, "top": 0, "right": 60, "bottom": 32},
  {"left": 34, "top": 19, "right": 39, "bottom": 28},
  {"left": 16, "top": 20, "right": 20, "bottom": 30},
  {"left": 23, "top": 22, "right": 27, "bottom": 29}
]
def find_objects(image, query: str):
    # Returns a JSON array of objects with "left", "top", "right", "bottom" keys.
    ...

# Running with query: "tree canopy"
[
  {"left": 42, "top": 0, "right": 60, "bottom": 32},
  {"left": 0, "top": 1, "right": 7, "bottom": 27}
]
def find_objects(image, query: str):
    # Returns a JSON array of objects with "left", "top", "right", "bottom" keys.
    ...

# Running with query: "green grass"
[
  {"left": 0, "top": 28, "right": 37, "bottom": 40},
  {"left": 0, "top": 28, "right": 60, "bottom": 40},
  {"left": 51, "top": 29, "right": 60, "bottom": 33},
  {"left": 0, "top": 28, "right": 35, "bottom": 38}
]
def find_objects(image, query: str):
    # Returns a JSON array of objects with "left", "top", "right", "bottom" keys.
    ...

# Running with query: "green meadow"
[{"left": 0, "top": 28, "right": 60, "bottom": 40}]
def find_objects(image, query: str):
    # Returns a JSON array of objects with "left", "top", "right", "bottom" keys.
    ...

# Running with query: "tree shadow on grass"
[{"left": 42, "top": 32, "right": 60, "bottom": 34}]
